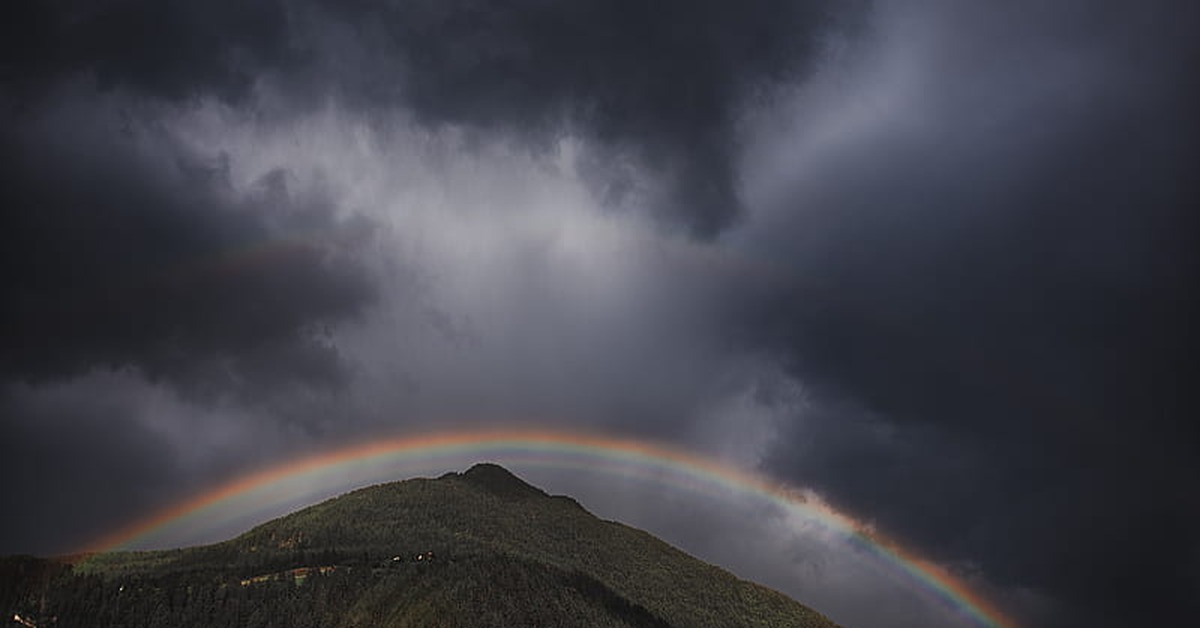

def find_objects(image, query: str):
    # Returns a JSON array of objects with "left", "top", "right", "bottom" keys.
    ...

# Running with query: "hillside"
[{"left": 3, "top": 464, "right": 838, "bottom": 628}]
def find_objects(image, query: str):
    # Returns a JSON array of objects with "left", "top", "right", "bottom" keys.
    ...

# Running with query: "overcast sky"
[{"left": 2, "top": 1, "right": 1197, "bottom": 626}]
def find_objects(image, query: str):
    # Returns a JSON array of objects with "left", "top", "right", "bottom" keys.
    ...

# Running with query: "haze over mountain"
[{"left": 2, "top": 465, "right": 838, "bottom": 628}]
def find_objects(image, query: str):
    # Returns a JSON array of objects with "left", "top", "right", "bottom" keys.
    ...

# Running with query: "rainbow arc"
[{"left": 81, "top": 429, "right": 1014, "bottom": 628}]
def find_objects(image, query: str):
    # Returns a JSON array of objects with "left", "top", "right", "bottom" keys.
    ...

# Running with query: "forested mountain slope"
[{"left": 2, "top": 464, "right": 838, "bottom": 628}]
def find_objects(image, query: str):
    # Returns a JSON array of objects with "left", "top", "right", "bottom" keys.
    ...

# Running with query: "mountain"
[{"left": 2, "top": 464, "right": 839, "bottom": 628}]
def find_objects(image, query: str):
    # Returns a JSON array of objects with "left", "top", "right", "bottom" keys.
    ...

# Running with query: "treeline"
[
  {"left": 10, "top": 557, "right": 374, "bottom": 628},
  {"left": 4, "top": 553, "right": 669, "bottom": 628}
]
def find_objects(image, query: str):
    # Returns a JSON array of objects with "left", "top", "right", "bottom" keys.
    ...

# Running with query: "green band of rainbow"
[{"left": 80, "top": 429, "right": 1014, "bottom": 628}]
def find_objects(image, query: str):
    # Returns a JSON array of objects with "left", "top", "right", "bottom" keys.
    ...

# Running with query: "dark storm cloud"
[
  {"left": 1, "top": 1, "right": 375, "bottom": 396},
  {"left": 5, "top": 0, "right": 859, "bottom": 235},
  {"left": 0, "top": 0, "right": 371, "bottom": 558},
  {"left": 0, "top": 98, "right": 375, "bottom": 394},
  {"left": 0, "top": 381, "right": 182, "bottom": 555},
  {"left": 741, "top": 2, "right": 1199, "bottom": 625},
  {"left": 309, "top": 0, "right": 857, "bottom": 234},
  {"left": 2, "top": 1, "right": 1197, "bottom": 625},
  {"left": 1, "top": 0, "right": 294, "bottom": 103}
]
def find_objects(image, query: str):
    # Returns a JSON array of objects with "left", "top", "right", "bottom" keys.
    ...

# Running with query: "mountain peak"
[
  {"left": 41, "top": 466, "right": 839, "bottom": 627},
  {"left": 460, "top": 462, "right": 548, "bottom": 500}
]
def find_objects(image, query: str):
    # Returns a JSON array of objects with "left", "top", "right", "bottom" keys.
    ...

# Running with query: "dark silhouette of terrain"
[{"left": 2, "top": 464, "right": 838, "bottom": 627}]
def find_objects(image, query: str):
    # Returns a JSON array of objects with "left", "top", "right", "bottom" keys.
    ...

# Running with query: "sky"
[{"left": 1, "top": 1, "right": 1196, "bottom": 626}]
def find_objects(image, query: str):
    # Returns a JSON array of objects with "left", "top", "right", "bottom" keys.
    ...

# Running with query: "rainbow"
[{"left": 80, "top": 429, "right": 1014, "bottom": 628}]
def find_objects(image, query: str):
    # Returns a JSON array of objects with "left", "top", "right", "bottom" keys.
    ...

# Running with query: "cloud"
[
  {"left": 1, "top": 2, "right": 1197, "bottom": 626},
  {"left": 0, "top": 90, "right": 375, "bottom": 396},
  {"left": 733, "top": 2, "right": 1200, "bottom": 624},
  {"left": 4, "top": 0, "right": 865, "bottom": 235},
  {"left": 301, "top": 0, "right": 865, "bottom": 235},
  {"left": 0, "top": 366, "right": 331, "bottom": 555},
  {"left": 0, "top": 375, "right": 194, "bottom": 555},
  {"left": 1, "top": 0, "right": 295, "bottom": 103}
]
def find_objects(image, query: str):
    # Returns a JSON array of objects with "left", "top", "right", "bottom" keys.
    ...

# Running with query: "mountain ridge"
[{"left": 3, "top": 464, "right": 839, "bottom": 628}]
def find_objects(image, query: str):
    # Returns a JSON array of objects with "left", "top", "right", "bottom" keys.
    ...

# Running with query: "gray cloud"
[
  {"left": 1, "top": 0, "right": 295, "bottom": 103},
  {"left": 1, "top": 2, "right": 1196, "bottom": 627},
  {"left": 302, "top": 0, "right": 862, "bottom": 235},
  {"left": 734, "top": 2, "right": 1199, "bottom": 625},
  {"left": 0, "top": 92, "right": 375, "bottom": 396},
  {"left": 0, "top": 377, "right": 188, "bottom": 555},
  {"left": 4, "top": 0, "right": 862, "bottom": 235}
]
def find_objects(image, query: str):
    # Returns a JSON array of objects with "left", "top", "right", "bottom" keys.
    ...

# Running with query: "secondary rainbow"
[{"left": 80, "top": 429, "right": 1014, "bottom": 628}]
